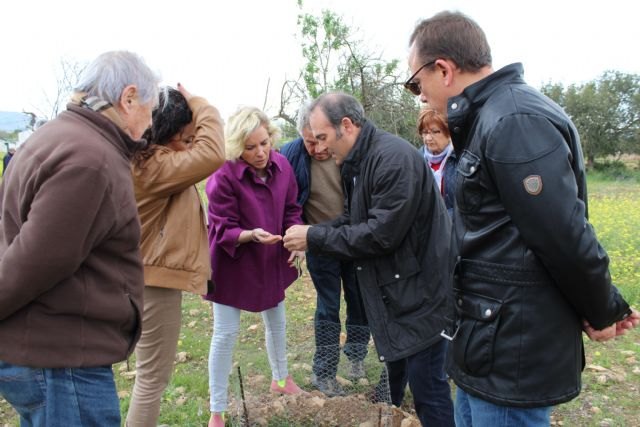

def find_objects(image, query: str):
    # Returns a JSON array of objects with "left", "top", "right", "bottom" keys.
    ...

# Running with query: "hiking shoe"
[
  {"left": 270, "top": 375, "right": 304, "bottom": 395},
  {"left": 311, "top": 374, "right": 346, "bottom": 397},
  {"left": 348, "top": 360, "right": 366, "bottom": 379}
]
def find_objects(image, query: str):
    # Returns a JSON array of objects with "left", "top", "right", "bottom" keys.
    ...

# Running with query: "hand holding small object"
[{"left": 251, "top": 228, "right": 282, "bottom": 245}]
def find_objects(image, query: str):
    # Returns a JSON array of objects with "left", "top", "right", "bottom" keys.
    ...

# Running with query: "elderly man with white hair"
[{"left": 0, "top": 51, "right": 160, "bottom": 426}]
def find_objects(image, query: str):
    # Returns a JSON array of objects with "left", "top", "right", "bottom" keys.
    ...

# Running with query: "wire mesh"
[{"left": 220, "top": 321, "right": 420, "bottom": 426}]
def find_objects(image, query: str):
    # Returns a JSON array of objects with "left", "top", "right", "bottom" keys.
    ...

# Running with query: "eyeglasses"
[
  {"left": 421, "top": 129, "right": 442, "bottom": 137},
  {"left": 404, "top": 60, "right": 436, "bottom": 96}
]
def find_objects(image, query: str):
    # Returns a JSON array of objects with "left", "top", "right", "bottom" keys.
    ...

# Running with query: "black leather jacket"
[
  {"left": 447, "top": 63, "right": 631, "bottom": 407},
  {"left": 307, "top": 121, "right": 453, "bottom": 362}
]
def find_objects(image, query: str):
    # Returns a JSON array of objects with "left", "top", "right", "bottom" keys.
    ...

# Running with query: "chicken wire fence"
[{"left": 220, "top": 322, "right": 416, "bottom": 426}]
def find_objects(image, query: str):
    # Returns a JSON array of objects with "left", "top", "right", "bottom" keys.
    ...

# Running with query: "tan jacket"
[{"left": 132, "top": 97, "right": 224, "bottom": 294}]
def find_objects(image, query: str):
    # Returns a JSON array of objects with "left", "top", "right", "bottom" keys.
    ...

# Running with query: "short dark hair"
[
  {"left": 309, "top": 92, "right": 365, "bottom": 136},
  {"left": 409, "top": 11, "right": 492, "bottom": 72}
]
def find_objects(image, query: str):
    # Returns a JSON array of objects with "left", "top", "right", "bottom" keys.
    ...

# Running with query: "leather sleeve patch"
[{"left": 523, "top": 175, "right": 543, "bottom": 195}]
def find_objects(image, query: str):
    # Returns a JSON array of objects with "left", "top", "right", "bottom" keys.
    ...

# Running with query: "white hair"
[
  {"left": 75, "top": 51, "right": 160, "bottom": 105},
  {"left": 296, "top": 100, "right": 313, "bottom": 135}
]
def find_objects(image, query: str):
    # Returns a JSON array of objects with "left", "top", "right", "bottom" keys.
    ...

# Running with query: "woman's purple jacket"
[{"left": 203, "top": 151, "right": 302, "bottom": 312}]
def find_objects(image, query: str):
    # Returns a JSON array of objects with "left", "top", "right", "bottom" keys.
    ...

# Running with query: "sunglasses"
[{"left": 404, "top": 60, "right": 436, "bottom": 96}]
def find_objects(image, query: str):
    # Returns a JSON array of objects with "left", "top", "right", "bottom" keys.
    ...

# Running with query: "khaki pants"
[{"left": 126, "top": 286, "right": 182, "bottom": 427}]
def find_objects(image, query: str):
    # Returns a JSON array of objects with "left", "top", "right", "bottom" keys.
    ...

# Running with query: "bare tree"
[
  {"left": 275, "top": 73, "right": 307, "bottom": 129},
  {"left": 277, "top": 5, "right": 420, "bottom": 144},
  {"left": 27, "top": 57, "right": 87, "bottom": 121}
]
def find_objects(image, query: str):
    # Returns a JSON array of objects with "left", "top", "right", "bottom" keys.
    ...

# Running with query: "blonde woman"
[
  {"left": 127, "top": 84, "right": 224, "bottom": 427},
  {"left": 205, "top": 107, "right": 304, "bottom": 427}
]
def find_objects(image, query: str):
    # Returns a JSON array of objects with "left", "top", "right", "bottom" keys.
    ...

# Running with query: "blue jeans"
[
  {"left": 0, "top": 361, "right": 120, "bottom": 427},
  {"left": 455, "top": 388, "right": 552, "bottom": 427},
  {"left": 383, "top": 342, "right": 451, "bottom": 407},
  {"left": 306, "top": 252, "right": 369, "bottom": 378},
  {"left": 385, "top": 339, "right": 454, "bottom": 426}
]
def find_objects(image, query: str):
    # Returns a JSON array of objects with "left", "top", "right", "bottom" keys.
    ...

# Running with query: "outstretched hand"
[{"left": 252, "top": 228, "right": 282, "bottom": 245}]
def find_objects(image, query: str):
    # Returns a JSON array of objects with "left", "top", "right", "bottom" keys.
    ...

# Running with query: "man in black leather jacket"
[
  {"left": 406, "top": 11, "right": 639, "bottom": 426},
  {"left": 284, "top": 92, "right": 455, "bottom": 426}
]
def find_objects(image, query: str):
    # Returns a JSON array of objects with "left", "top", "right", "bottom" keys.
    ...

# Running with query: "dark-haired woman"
[{"left": 126, "top": 84, "right": 225, "bottom": 427}]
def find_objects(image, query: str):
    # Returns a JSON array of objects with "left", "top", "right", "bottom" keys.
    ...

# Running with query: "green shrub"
[{"left": 589, "top": 160, "right": 640, "bottom": 182}]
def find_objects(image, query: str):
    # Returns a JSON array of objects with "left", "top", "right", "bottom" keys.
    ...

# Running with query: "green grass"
[
  {"left": 548, "top": 175, "right": 640, "bottom": 427},
  {"left": 587, "top": 177, "right": 640, "bottom": 306},
  {"left": 1, "top": 175, "right": 639, "bottom": 426}
]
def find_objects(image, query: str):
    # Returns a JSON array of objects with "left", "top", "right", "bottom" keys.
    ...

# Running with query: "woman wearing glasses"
[
  {"left": 127, "top": 84, "right": 225, "bottom": 427},
  {"left": 204, "top": 106, "right": 305, "bottom": 427},
  {"left": 418, "top": 108, "right": 457, "bottom": 215}
]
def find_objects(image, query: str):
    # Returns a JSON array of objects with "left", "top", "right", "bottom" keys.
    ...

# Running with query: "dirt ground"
[{"left": 225, "top": 379, "right": 421, "bottom": 427}]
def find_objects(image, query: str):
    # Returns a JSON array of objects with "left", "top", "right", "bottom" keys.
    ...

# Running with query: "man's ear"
[
  {"left": 434, "top": 59, "right": 456, "bottom": 87},
  {"left": 118, "top": 85, "right": 138, "bottom": 112},
  {"left": 341, "top": 117, "right": 355, "bottom": 134}
]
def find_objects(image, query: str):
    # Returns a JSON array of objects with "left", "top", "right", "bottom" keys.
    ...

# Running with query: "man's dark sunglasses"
[{"left": 404, "top": 60, "right": 436, "bottom": 96}]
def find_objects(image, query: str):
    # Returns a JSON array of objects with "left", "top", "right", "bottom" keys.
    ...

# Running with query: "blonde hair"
[{"left": 225, "top": 107, "right": 280, "bottom": 160}]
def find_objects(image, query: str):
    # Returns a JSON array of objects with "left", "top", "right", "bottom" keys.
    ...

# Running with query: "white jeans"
[{"left": 208, "top": 301, "right": 288, "bottom": 412}]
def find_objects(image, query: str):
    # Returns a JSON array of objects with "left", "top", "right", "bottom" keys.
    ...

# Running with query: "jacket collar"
[
  {"left": 65, "top": 102, "right": 143, "bottom": 160},
  {"left": 341, "top": 119, "right": 376, "bottom": 177},
  {"left": 447, "top": 63, "right": 525, "bottom": 151},
  {"left": 294, "top": 137, "right": 307, "bottom": 154}
]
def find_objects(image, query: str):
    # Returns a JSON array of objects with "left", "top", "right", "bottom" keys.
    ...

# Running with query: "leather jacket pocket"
[
  {"left": 377, "top": 255, "right": 424, "bottom": 317},
  {"left": 452, "top": 289, "right": 503, "bottom": 376},
  {"left": 455, "top": 150, "right": 482, "bottom": 214}
]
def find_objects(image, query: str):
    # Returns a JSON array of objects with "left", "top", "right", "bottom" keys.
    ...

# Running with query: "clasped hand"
[{"left": 583, "top": 308, "right": 640, "bottom": 342}]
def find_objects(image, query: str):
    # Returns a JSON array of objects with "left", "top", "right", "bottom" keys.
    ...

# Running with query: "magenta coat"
[{"left": 204, "top": 151, "right": 302, "bottom": 311}]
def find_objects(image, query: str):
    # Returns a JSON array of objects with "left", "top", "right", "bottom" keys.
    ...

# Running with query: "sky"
[{"left": 2, "top": 0, "right": 640, "bottom": 122}]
